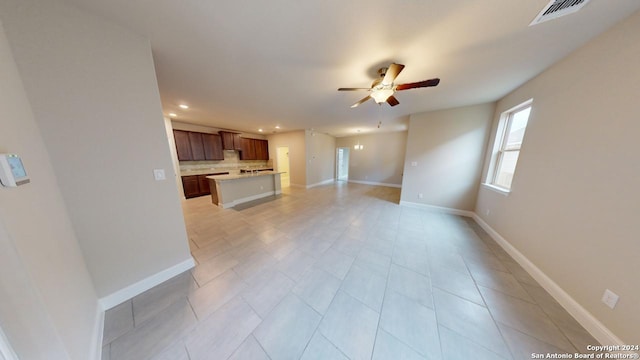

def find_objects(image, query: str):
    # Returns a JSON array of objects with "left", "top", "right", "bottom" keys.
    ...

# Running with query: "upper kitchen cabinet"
[
  {"left": 239, "top": 137, "right": 256, "bottom": 160},
  {"left": 188, "top": 132, "right": 206, "bottom": 160},
  {"left": 203, "top": 133, "right": 224, "bottom": 160},
  {"left": 255, "top": 139, "right": 269, "bottom": 160},
  {"left": 237, "top": 138, "right": 269, "bottom": 160},
  {"left": 173, "top": 130, "right": 225, "bottom": 161},
  {"left": 173, "top": 130, "right": 193, "bottom": 161},
  {"left": 220, "top": 131, "right": 241, "bottom": 150}
]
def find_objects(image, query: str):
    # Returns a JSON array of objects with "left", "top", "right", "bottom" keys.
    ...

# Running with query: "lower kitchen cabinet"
[
  {"left": 198, "top": 175, "right": 210, "bottom": 195},
  {"left": 182, "top": 175, "right": 201, "bottom": 198},
  {"left": 182, "top": 173, "right": 227, "bottom": 198}
]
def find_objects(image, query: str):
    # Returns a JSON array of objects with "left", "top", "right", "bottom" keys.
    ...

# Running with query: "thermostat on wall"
[{"left": 0, "top": 154, "right": 30, "bottom": 187}]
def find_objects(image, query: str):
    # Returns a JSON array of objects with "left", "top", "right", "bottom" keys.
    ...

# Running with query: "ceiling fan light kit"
[
  {"left": 339, "top": 63, "right": 440, "bottom": 108},
  {"left": 370, "top": 88, "right": 395, "bottom": 104},
  {"left": 354, "top": 130, "right": 364, "bottom": 150}
]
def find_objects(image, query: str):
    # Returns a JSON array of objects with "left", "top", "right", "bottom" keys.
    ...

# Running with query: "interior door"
[{"left": 276, "top": 146, "right": 290, "bottom": 188}]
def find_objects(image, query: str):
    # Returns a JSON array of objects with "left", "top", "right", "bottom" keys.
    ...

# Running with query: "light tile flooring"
[{"left": 102, "top": 183, "right": 600, "bottom": 360}]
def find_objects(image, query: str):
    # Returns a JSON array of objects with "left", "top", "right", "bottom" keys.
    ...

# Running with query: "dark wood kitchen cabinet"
[
  {"left": 220, "top": 131, "right": 241, "bottom": 150},
  {"left": 174, "top": 130, "right": 224, "bottom": 161},
  {"left": 239, "top": 137, "right": 256, "bottom": 160},
  {"left": 197, "top": 175, "right": 210, "bottom": 195},
  {"left": 182, "top": 175, "right": 200, "bottom": 198},
  {"left": 188, "top": 132, "right": 206, "bottom": 161},
  {"left": 173, "top": 130, "right": 193, "bottom": 161},
  {"left": 182, "top": 173, "right": 227, "bottom": 198},
  {"left": 203, "top": 133, "right": 224, "bottom": 160},
  {"left": 238, "top": 138, "right": 268, "bottom": 160},
  {"left": 255, "top": 139, "right": 269, "bottom": 160}
]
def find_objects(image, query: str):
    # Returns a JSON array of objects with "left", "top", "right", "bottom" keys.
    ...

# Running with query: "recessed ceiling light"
[
  {"left": 275, "top": 125, "right": 280, "bottom": 129},
  {"left": 179, "top": 104, "right": 189, "bottom": 109},
  {"left": 258, "top": 129, "right": 263, "bottom": 132},
  {"left": 169, "top": 113, "right": 177, "bottom": 117}
]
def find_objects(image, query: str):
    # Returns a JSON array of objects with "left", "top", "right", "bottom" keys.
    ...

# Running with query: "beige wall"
[
  {"left": 305, "top": 130, "right": 336, "bottom": 187},
  {"left": 336, "top": 131, "right": 407, "bottom": 187},
  {"left": 400, "top": 103, "right": 494, "bottom": 211},
  {"left": 0, "top": 20, "right": 99, "bottom": 360},
  {"left": 267, "top": 131, "right": 307, "bottom": 187},
  {"left": 0, "top": 0, "right": 192, "bottom": 303},
  {"left": 476, "top": 11, "right": 640, "bottom": 344}
]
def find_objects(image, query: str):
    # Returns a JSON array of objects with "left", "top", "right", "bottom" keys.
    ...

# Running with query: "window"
[{"left": 488, "top": 101, "right": 532, "bottom": 191}]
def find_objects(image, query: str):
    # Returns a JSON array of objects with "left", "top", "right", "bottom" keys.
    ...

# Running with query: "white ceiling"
[{"left": 64, "top": 0, "right": 640, "bottom": 137}]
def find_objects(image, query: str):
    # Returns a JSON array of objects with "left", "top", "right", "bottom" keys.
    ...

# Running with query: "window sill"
[{"left": 481, "top": 183, "right": 510, "bottom": 196}]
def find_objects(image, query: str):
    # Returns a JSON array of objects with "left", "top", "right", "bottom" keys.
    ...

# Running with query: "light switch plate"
[
  {"left": 153, "top": 169, "right": 166, "bottom": 181},
  {"left": 601, "top": 289, "right": 619, "bottom": 309}
]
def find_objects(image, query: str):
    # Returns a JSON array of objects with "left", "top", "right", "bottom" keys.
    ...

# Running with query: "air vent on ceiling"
[{"left": 530, "top": 0, "right": 592, "bottom": 26}]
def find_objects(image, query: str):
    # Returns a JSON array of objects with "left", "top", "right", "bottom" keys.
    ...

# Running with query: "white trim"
[
  {"left": 289, "top": 183, "right": 305, "bottom": 189},
  {"left": 306, "top": 178, "right": 335, "bottom": 189},
  {"left": 481, "top": 183, "right": 510, "bottom": 196},
  {"left": 90, "top": 306, "right": 104, "bottom": 360},
  {"left": 347, "top": 180, "right": 402, "bottom": 189},
  {"left": 471, "top": 214, "right": 627, "bottom": 347},
  {"left": 99, "top": 258, "right": 195, "bottom": 310},
  {"left": 0, "top": 325, "right": 18, "bottom": 360},
  {"left": 399, "top": 201, "right": 474, "bottom": 217},
  {"left": 218, "top": 191, "right": 276, "bottom": 209}
]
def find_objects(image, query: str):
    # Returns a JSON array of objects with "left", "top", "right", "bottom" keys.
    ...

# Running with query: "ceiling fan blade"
[
  {"left": 338, "top": 87, "right": 371, "bottom": 91},
  {"left": 386, "top": 95, "right": 400, "bottom": 107},
  {"left": 382, "top": 63, "right": 405, "bottom": 85},
  {"left": 395, "top": 78, "right": 440, "bottom": 91},
  {"left": 351, "top": 96, "right": 371, "bottom": 108}
]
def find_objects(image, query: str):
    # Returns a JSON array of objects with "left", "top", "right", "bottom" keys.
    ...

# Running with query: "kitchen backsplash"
[{"left": 179, "top": 150, "right": 272, "bottom": 174}]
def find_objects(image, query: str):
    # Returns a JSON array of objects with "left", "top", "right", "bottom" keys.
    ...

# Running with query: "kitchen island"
[{"left": 207, "top": 171, "right": 282, "bottom": 208}]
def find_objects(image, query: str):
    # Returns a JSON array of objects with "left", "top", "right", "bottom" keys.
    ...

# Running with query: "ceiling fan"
[{"left": 338, "top": 63, "right": 440, "bottom": 108}]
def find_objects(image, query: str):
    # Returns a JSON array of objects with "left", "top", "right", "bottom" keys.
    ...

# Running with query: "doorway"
[
  {"left": 276, "top": 146, "right": 290, "bottom": 188},
  {"left": 336, "top": 147, "right": 349, "bottom": 182}
]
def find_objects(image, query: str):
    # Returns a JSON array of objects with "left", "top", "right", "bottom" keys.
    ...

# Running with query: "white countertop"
[{"left": 206, "top": 171, "right": 282, "bottom": 182}]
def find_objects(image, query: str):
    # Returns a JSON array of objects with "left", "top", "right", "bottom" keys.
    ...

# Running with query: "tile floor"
[{"left": 101, "top": 183, "right": 600, "bottom": 360}]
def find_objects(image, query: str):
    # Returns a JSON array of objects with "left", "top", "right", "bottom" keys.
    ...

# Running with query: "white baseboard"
[
  {"left": 399, "top": 200, "right": 474, "bottom": 217},
  {"left": 90, "top": 305, "right": 105, "bottom": 360},
  {"left": 289, "top": 183, "right": 305, "bottom": 189},
  {"left": 99, "top": 257, "right": 195, "bottom": 310},
  {"left": 219, "top": 191, "right": 276, "bottom": 209},
  {"left": 348, "top": 180, "right": 402, "bottom": 188},
  {"left": 306, "top": 179, "right": 335, "bottom": 189},
  {"left": 471, "top": 214, "right": 626, "bottom": 347}
]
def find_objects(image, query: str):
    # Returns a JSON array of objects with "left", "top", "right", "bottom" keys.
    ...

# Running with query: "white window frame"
[{"left": 485, "top": 99, "right": 532, "bottom": 194}]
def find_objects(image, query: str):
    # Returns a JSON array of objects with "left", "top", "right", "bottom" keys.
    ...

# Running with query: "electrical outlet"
[
  {"left": 601, "top": 289, "right": 619, "bottom": 309},
  {"left": 418, "top": 193, "right": 423, "bottom": 199},
  {"left": 411, "top": 161, "right": 418, "bottom": 167}
]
